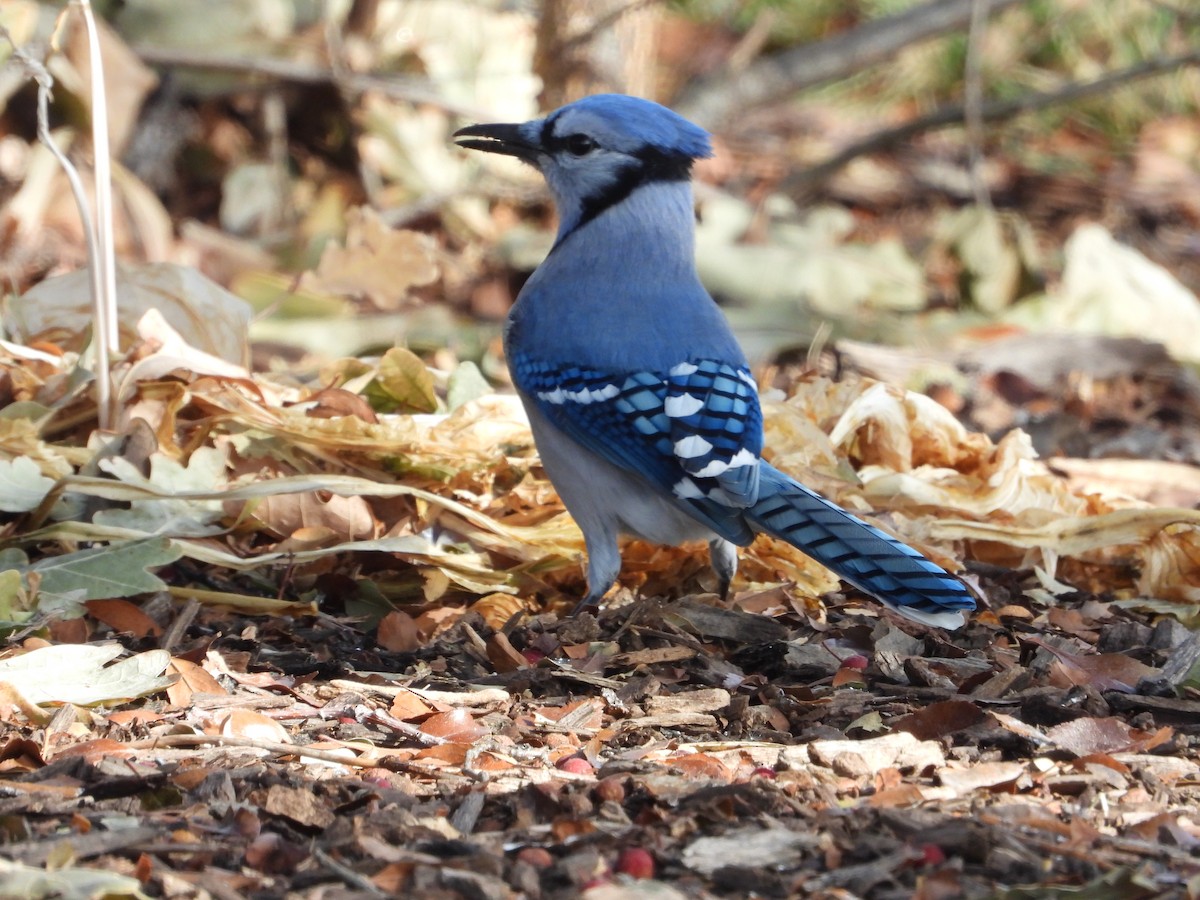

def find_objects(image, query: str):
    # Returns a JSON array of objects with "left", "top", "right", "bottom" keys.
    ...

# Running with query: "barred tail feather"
[{"left": 746, "top": 465, "right": 975, "bottom": 629}]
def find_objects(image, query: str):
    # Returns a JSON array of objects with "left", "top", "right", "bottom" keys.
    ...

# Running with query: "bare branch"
[
  {"left": 783, "top": 49, "right": 1200, "bottom": 194},
  {"left": 676, "top": 0, "right": 1026, "bottom": 127},
  {"left": 963, "top": 0, "right": 993, "bottom": 208}
]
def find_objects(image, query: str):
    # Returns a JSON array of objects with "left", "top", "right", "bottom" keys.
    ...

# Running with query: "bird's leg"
[
  {"left": 708, "top": 538, "right": 739, "bottom": 600},
  {"left": 571, "top": 532, "right": 623, "bottom": 614}
]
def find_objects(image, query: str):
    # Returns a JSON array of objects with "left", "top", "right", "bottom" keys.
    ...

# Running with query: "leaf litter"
[{"left": 0, "top": 283, "right": 1197, "bottom": 897}]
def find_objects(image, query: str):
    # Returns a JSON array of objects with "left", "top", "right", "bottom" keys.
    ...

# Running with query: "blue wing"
[{"left": 510, "top": 352, "right": 763, "bottom": 544}]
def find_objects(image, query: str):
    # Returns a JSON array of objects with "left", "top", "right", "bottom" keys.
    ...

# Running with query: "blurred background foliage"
[{"left": 1, "top": 0, "right": 1199, "bottom": 376}]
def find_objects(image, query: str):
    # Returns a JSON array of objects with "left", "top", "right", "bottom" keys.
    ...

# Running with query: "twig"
[
  {"left": 76, "top": 0, "right": 119, "bottom": 364},
  {"left": 313, "top": 847, "right": 388, "bottom": 897},
  {"left": 676, "top": 0, "right": 1025, "bottom": 126},
  {"left": 128, "top": 732, "right": 381, "bottom": 765},
  {"left": 783, "top": 49, "right": 1200, "bottom": 193},
  {"left": 963, "top": 0, "right": 993, "bottom": 208},
  {"left": 0, "top": 17, "right": 113, "bottom": 429}
]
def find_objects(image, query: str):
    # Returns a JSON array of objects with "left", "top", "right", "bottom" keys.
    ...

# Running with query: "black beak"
[{"left": 453, "top": 122, "right": 541, "bottom": 163}]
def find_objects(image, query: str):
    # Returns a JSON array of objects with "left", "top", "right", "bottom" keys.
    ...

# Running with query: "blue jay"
[{"left": 455, "top": 94, "right": 976, "bottom": 629}]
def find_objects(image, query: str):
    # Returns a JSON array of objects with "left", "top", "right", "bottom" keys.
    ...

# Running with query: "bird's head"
[{"left": 454, "top": 94, "right": 712, "bottom": 237}]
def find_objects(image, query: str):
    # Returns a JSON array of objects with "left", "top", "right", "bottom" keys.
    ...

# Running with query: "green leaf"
[
  {"left": 0, "top": 569, "right": 31, "bottom": 627},
  {"left": 446, "top": 360, "right": 491, "bottom": 411},
  {"left": 94, "top": 448, "right": 228, "bottom": 535},
  {"left": 30, "top": 538, "right": 183, "bottom": 600},
  {"left": 372, "top": 346, "right": 438, "bottom": 413}
]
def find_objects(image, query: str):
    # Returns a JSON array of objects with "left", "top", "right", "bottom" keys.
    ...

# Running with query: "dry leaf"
[
  {"left": 306, "top": 207, "right": 438, "bottom": 309},
  {"left": 1045, "top": 718, "right": 1172, "bottom": 757},
  {"left": 220, "top": 709, "right": 291, "bottom": 744},
  {"left": 84, "top": 599, "right": 161, "bottom": 639},
  {"left": 420, "top": 709, "right": 487, "bottom": 742},
  {"left": 377, "top": 610, "right": 422, "bottom": 653},
  {"left": 167, "top": 657, "right": 226, "bottom": 707}
]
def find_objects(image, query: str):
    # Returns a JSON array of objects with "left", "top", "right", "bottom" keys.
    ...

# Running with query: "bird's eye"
[{"left": 564, "top": 134, "right": 597, "bottom": 156}]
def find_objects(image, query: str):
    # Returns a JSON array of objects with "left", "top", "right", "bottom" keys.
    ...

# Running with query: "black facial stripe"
[
  {"left": 558, "top": 148, "right": 693, "bottom": 247},
  {"left": 540, "top": 113, "right": 561, "bottom": 153}
]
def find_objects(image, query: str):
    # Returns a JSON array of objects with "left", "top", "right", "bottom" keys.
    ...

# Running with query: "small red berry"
[
  {"left": 751, "top": 766, "right": 777, "bottom": 779},
  {"left": 556, "top": 756, "right": 594, "bottom": 776},
  {"left": 615, "top": 847, "right": 655, "bottom": 879},
  {"left": 841, "top": 654, "right": 870, "bottom": 670},
  {"left": 920, "top": 843, "right": 946, "bottom": 866}
]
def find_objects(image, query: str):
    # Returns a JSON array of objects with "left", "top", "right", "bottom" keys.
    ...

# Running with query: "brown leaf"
[
  {"left": 1030, "top": 638, "right": 1161, "bottom": 692},
  {"left": 892, "top": 700, "right": 988, "bottom": 741},
  {"left": 52, "top": 739, "right": 137, "bottom": 764},
  {"left": 262, "top": 784, "right": 335, "bottom": 830},
  {"left": 307, "top": 207, "right": 438, "bottom": 309},
  {"left": 84, "top": 599, "right": 162, "bottom": 639},
  {"left": 389, "top": 691, "right": 435, "bottom": 722},
  {"left": 377, "top": 610, "right": 422, "bottom": 653},
  {"left": 244, "top": 831, "right": 308, "bottom": 875},
  {"left": 48, "top": 617, "right": 91, "bottom": 644},
  {"left": 937, "top": 761, "right": 1026, "bottom": 795},
  {"left": 420, "top": 709, "right": 487, "bottom": 742},
  {"left": 1045, "top": 717, "right": 1173, "bottom": 756},
  {"left": 107, "top": 709, "right": 168, "bottom": 727},
  {"left": 487, "top": 632, "right": 528, "bottom": 673},
  {"left": 867, "top": 784, "right": 927, "bottom": 808},
  {"left": 0, "top": 737, "right": 46, "bottom": 773},
  {"left": 166, "top": 657, "right": 226, "bottom": 708},
  {"left": 534, "top": 700, "right": 604, "bottom": 729},
  {"left": 668, "top": 753, "right": 732, "bottom": 780},
  {"left": 371, "top": 863, "right": 414, "bottom": 894},
  {"left": 302, "top": 387, "right": 378, "bottom": 423},
  {"left": 470, "top": 592, "right": 531, "bottom": 631},
  {"left": 414, "top": 743, "right": 470, "bottom": 766}
]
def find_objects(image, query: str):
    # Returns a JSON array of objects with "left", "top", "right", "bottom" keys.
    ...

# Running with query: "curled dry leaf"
[
  {"left": 167, "top": 657, "right": 226, "bottom": 708},
  {"left": 470, "top": 592, "right": 533, "bottom": 631},
  {"left": 220, "top": 709, "right": 291, "bottom": 745},
  {"left": 420, "top": 709, "right": 488, "bottom": 742}
]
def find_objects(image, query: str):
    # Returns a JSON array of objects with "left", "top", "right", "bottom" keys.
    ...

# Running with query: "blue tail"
[{"left": 745, "top": 464, "right": 975, "bottom": 629}]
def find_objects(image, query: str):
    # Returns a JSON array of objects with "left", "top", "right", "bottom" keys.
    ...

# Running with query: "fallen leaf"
[
  {"left": 420, "top": 709, "right": 488, "bottom": 742},
  {"left": 167, "top": 657, "right": 226, "bottom": 707},
  {"left": 377, "top": 610, "right": 422, "bottom": 653},
  {"left": 892, "top": 700, "right": 988, "bottom": 741},
  {"left": 0, "top": 644, "right": 172, "bottom": 707},
  {"left": 937, "top": 761, "right": 1026, "bottom": 794},
  {"left": 808, "top": 732, "right": 945, "bottom": 773},
  {"left": 220, "top": 709, "right": 291, "bottom": 744},
  {"left": 84, "top": 599, "right": 162, "bottom": 639},
  {"left": 1045, "top": 717, "right": 1172, "bottom": 756}
]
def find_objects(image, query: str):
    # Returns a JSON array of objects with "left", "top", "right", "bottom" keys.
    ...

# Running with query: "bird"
[{"left": 454, "top": 94, "right": 976, "bottom": 629}]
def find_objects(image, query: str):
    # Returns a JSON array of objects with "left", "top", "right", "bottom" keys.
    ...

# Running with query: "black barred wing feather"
[
  {"left": 664, "top": 360, "right": 762, "bottom": 508},
  {"left": 510, "top": 353, "right": 763, "bottom": 544},
  {"left": 747, "top": 465, "right": 976, "bottom": 628}
]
